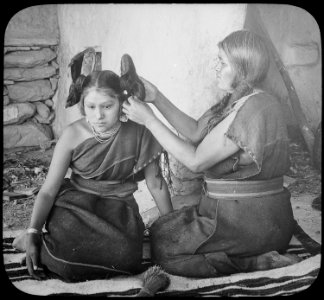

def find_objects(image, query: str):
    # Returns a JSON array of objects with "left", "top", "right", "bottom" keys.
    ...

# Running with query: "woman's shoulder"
[{"left": 242, "top": 91, "right": 282, "bottom": 114}]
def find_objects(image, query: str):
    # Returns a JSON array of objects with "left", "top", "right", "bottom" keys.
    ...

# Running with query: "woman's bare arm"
[
  {"left": 140, "top": 77, "right": 205, "bottom": 143},
  {"left": 145, "top": 110, "right": 240, "bottom": 173},
  {"left": 154, "top": 92, "right": 205, "bottom": 143},
  {"left": 124, "top": 97, "right": 240, "bottom": 173},
  {"left": 144, "top": 160, "right": 173, "bottom": 216}
]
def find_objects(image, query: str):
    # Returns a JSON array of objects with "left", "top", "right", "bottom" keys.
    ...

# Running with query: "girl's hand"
[
  {"left": 122, "top": 96, "right": 156, "bottom": 126},
  {"left": 139, "top": 76, "right": 159, "bottom": 103},
  {"left": 26, "top": 233, "right": 45, "bottom": 280}
]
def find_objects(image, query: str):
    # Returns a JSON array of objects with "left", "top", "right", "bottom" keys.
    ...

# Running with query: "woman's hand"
[
  {"left": 122, "top": 96, "right": 157, "bottom": 126},
  {"left": 139, "top": 76, "right": 159, "bottom": 103},
  {"left": 26, "top": 233, "right": 45, "bottom": 280}
]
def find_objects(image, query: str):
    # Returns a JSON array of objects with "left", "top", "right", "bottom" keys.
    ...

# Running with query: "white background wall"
[{"left": 54, "top": 3, "right": 247, "bottom": 136}]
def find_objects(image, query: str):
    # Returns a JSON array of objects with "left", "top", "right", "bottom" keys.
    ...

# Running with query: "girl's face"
[
  {"left": 215, "top": 48, "right": 236, "bottom": 92},
  {"left": 84, "top": 89, "right": 120, "bottom": 133}
]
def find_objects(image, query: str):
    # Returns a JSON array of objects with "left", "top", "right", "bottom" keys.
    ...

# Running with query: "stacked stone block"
[{"left": 4, "top": 46, "right": 59, "bottom": 148}]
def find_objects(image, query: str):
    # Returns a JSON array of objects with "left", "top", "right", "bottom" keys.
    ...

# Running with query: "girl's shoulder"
[
  {"left": 59, "top": 118, "right": 91, "bottom": 149},
  {"left": 123, "top": 119, "right": 146, "bottom": 134},
  {"left": 71, "top": 117, "right": 90, "bottom": 131},
  {"left": 63, "top": 118, "right": 86, "bottom": 136}
]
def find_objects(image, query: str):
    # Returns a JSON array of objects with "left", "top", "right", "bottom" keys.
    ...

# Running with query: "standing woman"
[
  {"left": 17, "top": 70, "right": 173, "bottom": 282},
  {"left": 123, "top": 30, "right": 300, "bottom": 277}
]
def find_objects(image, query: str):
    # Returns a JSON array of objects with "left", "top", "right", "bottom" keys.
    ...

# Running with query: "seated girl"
[{"left": 19, "top": 70, "right": 173, "bottom": 282}]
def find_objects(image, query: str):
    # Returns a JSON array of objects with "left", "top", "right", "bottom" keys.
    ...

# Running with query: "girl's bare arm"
[
  {"left": 29, "top": 128, "right": 74, "bottom": 230},
  {"left": 144, "top": 160, "right": 173, "bottom": 216}
]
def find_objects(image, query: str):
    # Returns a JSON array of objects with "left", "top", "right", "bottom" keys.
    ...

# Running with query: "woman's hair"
[
  {"left": 205, "top": 30, "right": 271, "bottom": 134},
  {"left": 68, "top": 70, "right": 126, "bottom": 116}
]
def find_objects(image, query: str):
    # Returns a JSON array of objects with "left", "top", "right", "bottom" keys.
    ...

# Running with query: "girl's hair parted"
[{"left": 67, "top": 70, "right": 127, "bottom": 116}]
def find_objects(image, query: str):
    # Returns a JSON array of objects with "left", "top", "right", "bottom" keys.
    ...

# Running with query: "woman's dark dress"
[{"left": 150, "top": 92, "right": 296, "bottom": 277}]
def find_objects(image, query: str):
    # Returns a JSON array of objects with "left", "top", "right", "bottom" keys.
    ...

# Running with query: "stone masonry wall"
[{"left": 4, "top": 5, "right": 59, "bottom": 149}]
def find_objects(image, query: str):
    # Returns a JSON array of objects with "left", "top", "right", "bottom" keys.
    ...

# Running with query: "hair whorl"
[{"left": 65, "top": 75, "right": 86, "bottom": 108}]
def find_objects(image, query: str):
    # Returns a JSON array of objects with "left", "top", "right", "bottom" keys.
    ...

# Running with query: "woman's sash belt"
[
  {"left": 203, "top": 176, "right": 284, "bottom": 199},
  {"left": 70, "top": 173, "right": 137, "bottom": 198}
]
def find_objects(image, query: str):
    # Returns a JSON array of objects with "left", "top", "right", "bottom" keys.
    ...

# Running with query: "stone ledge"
[
  {"left": 7, "top": 80, "right": 54, "bottom": 102},
  {"left": 4, "top": 66, "right": 57, "bottom": 82},
  {"left": 4, "top": 121, "right": 53, "bottom": 148},
  {"left": 4, "top": 102, "right": 36, "bottom": 125},
  {"left": 5, "top": 37, "right": 58, "bottom": 47},
  {"left": 4, "top": 48, "right": 57, "bottom": 68}
]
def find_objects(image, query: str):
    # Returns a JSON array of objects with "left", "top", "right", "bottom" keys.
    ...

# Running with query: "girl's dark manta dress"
[{"left": 40, "top": 121, "right": 163, "bottom": 282}]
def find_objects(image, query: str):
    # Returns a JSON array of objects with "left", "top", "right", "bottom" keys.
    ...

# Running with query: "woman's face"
[
  {"left": 215, "top": 48, "right": 236, "bottom": 92},
  {"left": 84, "top": 89, "right": 120, "bottom": 133}
]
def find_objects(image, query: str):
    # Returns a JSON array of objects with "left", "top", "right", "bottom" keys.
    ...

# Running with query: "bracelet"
[{"left": 26, "top": 228, "right": 41, "bottom": 235}]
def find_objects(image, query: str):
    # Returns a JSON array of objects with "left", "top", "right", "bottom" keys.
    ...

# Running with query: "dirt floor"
[{"left": 3, "top": 136, "right": 322, "bottom": 243}]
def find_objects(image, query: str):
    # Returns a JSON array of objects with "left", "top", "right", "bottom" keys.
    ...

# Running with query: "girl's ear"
[
  {"left": 119, "top": 112, "right": 128, "bottom": 123},
  {"left": 119, "top": 104, "right": 128, "bottom": 122}
]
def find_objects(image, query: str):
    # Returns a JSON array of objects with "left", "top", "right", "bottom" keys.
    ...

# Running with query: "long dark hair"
[
  {"left": 67, "top": 70, "right": 127, "bottom": 115},
  {"left": 204, "top": 30, "right": 270, "bottom": 135}
]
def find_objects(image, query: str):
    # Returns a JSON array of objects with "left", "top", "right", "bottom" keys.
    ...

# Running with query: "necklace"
[{"left": 87, "top": 119, "right": 121, "bottom": 144}]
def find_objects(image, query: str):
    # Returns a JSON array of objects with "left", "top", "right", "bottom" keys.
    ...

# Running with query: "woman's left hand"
[{"left": 122, "top": 96, "right": 156, "bottom": 126}]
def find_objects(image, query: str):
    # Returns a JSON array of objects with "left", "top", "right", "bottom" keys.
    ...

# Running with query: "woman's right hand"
[
  {"left": 26, "top": 233, "right": 44, "bottom": 280},
  {"left": 139, "top": 76, "right": 159, "bottom": 103}
]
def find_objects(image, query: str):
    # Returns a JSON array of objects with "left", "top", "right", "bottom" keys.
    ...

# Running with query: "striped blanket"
[{"left": 3, "top": 223, "right": 321, "bottom": 297}]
